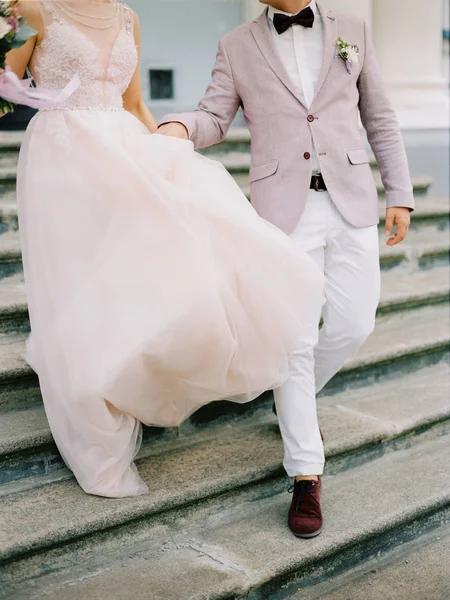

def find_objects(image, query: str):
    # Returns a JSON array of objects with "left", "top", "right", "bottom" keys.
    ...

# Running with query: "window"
[{"left": 149, "top": 69, "right": 174, "bottom": 101}]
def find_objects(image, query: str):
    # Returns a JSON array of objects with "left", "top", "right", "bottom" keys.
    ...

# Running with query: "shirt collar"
[{"left": 268, "top": 1, "right": 317, "bottom": 21}]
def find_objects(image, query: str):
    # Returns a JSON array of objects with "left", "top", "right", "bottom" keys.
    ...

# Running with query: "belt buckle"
[{"left": 313, "top": 175, "right": 323, "bottom": 192}]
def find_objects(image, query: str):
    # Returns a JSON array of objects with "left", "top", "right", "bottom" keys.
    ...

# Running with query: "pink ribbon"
[{"left": 0, "top": 67, "right": 80, "bottom": 109}]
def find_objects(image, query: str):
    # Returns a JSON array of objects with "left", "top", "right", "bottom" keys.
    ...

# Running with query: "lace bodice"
[{"left": 29, "top": 1, "right": 138, "bottom": 111}]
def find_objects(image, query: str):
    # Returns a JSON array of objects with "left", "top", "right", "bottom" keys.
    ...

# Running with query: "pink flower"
[{"left": 6, "top": 16, "right": 19, "bottom": 33}]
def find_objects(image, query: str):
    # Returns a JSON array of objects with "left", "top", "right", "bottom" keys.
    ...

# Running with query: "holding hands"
[{"left": 158, "top": 122, "right": 189, "bottom": 140}]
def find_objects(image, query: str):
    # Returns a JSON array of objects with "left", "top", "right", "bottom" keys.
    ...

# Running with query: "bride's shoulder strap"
[
  {"left": 38, "top": 1, "right": 59, "bottom": 22},
  {"left": 122, "top": 4, "right": 134, "bottom": 35}
]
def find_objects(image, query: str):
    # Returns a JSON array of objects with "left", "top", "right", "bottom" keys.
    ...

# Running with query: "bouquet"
[
  {"left": 0, "top": 0, "right": 37, "bottom": 113},
  {"left": 0, "top": 0, "right": 80, "bottom": 112}
]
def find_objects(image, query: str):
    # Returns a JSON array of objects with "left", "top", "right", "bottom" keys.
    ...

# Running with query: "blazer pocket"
[
  {"left": 347, "top": 148, "right": 370, "bottom": 165},
  {"left": 249, "top": 159, "right": 279, "bottom": 183}
]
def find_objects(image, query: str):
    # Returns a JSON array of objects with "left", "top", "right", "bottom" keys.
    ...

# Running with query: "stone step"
[
  {"left": 0, "top": 302, "right": 448, "bottom": 486},
  {"left": 291, "top": 524, "right": 450, "bottom": 600},
  {"left": 0, "top": 165, "right": 17, "bottom": 195},
  {"left": 1, "top": 194, "right": 447, "bottom": 236},
  {"left": 0, "top": 132, "right": 23, "bottom": 171},
  {"left": 0, "top": 231, "right": 22, "bottom": 279},
  {"left": 0, "top": 264, "right": 447, "bottom": 337},
  {"left": 1, "top": 358, "right": 448, "bottom": 491},
  {"left": 0, "top": 130, "right": 385, "bottom": 167},
  {"left": 0, "top": 190, "right": 18, "bottom": 234},
  {"left": 339, "top": 302, "right": 449, "bottom": 377},
  {"left": 0, "top": 301, "right": 448, "bottom": 416},
  {"left": 0, "top": 273, "right": 28, "bottom": 333},
  {"left": 0, "top": 130, "right": 252, "bottom": 164},
  {"left": 391, "top": 195, "right": 449, "bottom": 230},
  {"left": 0, "top": 161, "right": 433, "bottom": 199},
  {"left": 1, "top": 226, "right": 448, "bottom": 282},
  {"left": 0, "top": 304, "right": 450, "bottom": 414},
  {"left": 378, "top": 226, "right": 449, "bottom": 271},
  {"left": 1, "top": 429, "right": 448, "bottom": 599},
  {"left": 378, "top": 265, "right": 449, "bottom": 314}
]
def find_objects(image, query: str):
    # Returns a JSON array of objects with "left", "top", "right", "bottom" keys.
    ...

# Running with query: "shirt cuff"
[{"left": 385, "top": 190, "right": 415, "bottom": 212}]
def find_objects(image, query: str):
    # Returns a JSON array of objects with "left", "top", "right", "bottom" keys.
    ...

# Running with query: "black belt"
[{"left": 310, "top": 174, "right": 327, "bottom": 192}]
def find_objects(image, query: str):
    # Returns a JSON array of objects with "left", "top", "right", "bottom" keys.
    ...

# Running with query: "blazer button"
[
  {"left": 307, "top": 115, "right": 315, "bottom": 122},
  {"left": 304, "top": 152, "right": 311, "bottom": 160}
]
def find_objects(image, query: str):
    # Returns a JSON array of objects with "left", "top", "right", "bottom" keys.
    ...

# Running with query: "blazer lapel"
[
  {"left": 313, "top": 5, "right": 338, "bottom": 100},
  {"left": 250, "top": 9, "right": 307, "bottom": 109}
]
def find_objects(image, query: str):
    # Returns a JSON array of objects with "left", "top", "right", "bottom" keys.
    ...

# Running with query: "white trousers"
[{"left": 274, "top": 191, "right": 381, "bottom": 477}]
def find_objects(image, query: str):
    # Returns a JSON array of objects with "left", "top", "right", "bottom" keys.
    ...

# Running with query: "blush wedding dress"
[{"left": 17, "top": 0, "right": 324, "bottom": 497}]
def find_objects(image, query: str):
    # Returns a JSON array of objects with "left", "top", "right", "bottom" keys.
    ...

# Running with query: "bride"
[{"left": 4, "top": 0, "right": 324, "bottom": 498}]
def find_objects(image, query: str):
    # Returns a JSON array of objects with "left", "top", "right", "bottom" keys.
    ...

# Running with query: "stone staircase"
[{"left": 0, "top": 131, "right": 449, "bottom": 600}]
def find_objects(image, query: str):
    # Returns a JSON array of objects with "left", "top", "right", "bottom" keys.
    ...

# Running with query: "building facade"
[
  {"left": 129, "top": 0, "right": 449, "bottom": 194},
  {"left": 130, "top": 0, "right": 449, "bottom": 132},
  {"left": 1, "top": 1, "right": 447, "bottom": 191}
]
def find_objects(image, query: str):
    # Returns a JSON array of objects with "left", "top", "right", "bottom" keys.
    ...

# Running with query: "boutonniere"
[{"left": 336, "top": 37, "right": 359, "bottom": 74}]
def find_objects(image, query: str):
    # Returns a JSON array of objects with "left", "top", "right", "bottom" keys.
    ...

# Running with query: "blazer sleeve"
[
  {"left": 358, "top": 20, "right": 415, "bottom": 211},
  {"left": 159, "top": 38, "right": 242, "bottom": 150}
]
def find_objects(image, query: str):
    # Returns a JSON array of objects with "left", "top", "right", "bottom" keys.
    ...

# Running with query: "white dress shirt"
[{"left": 268, "top": 2, "right": 324, "bottom": 173}]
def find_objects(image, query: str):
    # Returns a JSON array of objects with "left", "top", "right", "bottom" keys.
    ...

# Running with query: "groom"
[{"left": 158, "top": 0, "right": 413, "bottom": 538}]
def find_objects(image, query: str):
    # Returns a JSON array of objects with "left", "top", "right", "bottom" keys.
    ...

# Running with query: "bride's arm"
[
  {"left": 0, "top": 0, "right": 42, "bottom": 118},
  {"left": 122, "top": 12, "right": 157, "bottom": 133}
]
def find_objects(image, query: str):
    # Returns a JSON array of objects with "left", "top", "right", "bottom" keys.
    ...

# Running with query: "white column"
[{"left": 372, "top": 0, "right": 449, "bottom": 129}]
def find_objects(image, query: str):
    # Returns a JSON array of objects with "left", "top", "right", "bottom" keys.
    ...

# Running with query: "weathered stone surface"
[
  {"left": 0, "top": 267, "right": 447, "bottom": 327},
  {"left": 0, "top": 418, "right": 287, "bottom": 561},
  {"left": 0, "top": 407, "right": 52, "bottom": 456},
  {"left": 0, "top": 131, "right": 24, "bottom": 149},
  {"left": 0, "top": 210, "right": 449, "bottom": 271},
  {"left": 0, "top": 333, "right": 28, "bottom": 382},
  {"left": 1, "top": 361, "right": 448, "bottom": 564},
  {"left": 0, "top": 128, "right": 447, "bottom": 600},
  {"left": 379, "top": 265, "right": 449, "bottom": 311},
  {"left": 1, "top": 358, "right": 447, "bottom": 494},
  {"left": 344, "top": 303, "right": 449, "bottom": 372},
  {"left": 323, "top": 361, "right": 450, "bottom": 434},
  {"left": 0, "top": 302, "right": 446, "bottom": 394},
  {"left": 0, "top": 166, "right": 17, "bottom": 183},
  {"left": 1, "top": 192, "right": 448, "bottom": 229},
  {"left": 0, "top": 273, "right": 26, "bottom": 313},
  {"left": 402, "top": 195, "right": 450, "bottom": 221},
  {"left": 378, "top": 227, "right": 449, "bottom": 266},
  {"left": 0, "top": 231, "right": 21, "bottom": 260},
  {"left": 292, "top": 525, "right": 450, "bottom": 600},
  {"left": 3, "top": 434, "right": 448, "bottom": 600}
]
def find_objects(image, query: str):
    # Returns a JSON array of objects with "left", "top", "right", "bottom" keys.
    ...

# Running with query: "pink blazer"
[{"left": 160, "top": 5, "right": 414, "bottom": 234}]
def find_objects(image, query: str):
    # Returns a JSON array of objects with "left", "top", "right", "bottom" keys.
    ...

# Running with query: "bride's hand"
[{"left": 158, "top": 122, "right": 189, "bottom": 140}]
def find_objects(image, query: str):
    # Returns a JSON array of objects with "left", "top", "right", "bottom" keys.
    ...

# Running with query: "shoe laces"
[{"left": 289, "top": 480, "right": 317, "bottom": 512}]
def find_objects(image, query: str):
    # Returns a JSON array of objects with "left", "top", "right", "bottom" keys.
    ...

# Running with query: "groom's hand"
[
  {"left": 385, "top": 207, "right": 411, "bottom": 246},
  {"left": 158, "top": 122, "right": 189, "bottom": 140}
]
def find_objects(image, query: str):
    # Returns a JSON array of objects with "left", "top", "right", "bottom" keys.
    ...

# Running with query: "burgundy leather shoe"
[{"left": 288, "top": 477, "right": 323, "bottom": 538}]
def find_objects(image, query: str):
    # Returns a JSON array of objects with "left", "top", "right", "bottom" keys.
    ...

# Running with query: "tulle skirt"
[{"left": 16, "top": 109, "right": 324, "bottom": 497}]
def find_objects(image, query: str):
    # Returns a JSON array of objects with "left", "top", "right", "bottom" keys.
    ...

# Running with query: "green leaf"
[
  {"left": 9, "top": 38, "right": 27, "bottom": 49},
  {"left": 13, "top": 24, "right": 37, "bottom": 44},
  {"left": 0, "top": 99, "right": 15, "bottom": 114}
]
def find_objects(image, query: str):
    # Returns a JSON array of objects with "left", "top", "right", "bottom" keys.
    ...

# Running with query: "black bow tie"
[{"left": 273, "top": 7, "right": 315, "bottom": 35}]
